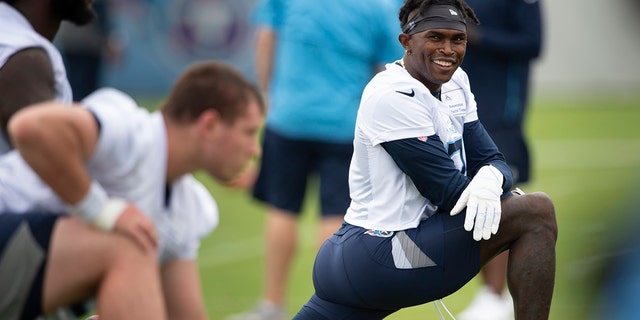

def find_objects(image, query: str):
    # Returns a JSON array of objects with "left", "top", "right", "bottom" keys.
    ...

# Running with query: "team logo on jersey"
[
  {"left": 395, "top": 89, "right": 415, "bottom": 97},
  {"left": 443, "top": 89, "right": 466, "bottom": 116},
  {"left": 364, "top": 229, "right": 395, "bottom": 238}
]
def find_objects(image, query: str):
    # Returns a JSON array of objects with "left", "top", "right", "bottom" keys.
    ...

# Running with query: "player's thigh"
[
  {"left": 316, "top": 217, "right": 480, "bottom": 310},
  {"left": 43, "top": 215, "right": 154, "bottom": 311},
  {"left": 479, "top": 192, "right": 555, "bottom": 264}
]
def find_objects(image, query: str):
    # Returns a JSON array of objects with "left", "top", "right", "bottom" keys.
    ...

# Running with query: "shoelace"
[{"left": 433, "top": 299, "right": 456, "bottom": 320}]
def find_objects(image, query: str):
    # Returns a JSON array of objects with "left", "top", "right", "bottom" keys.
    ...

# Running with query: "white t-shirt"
[
  {"left": 0, "top": 88, "right": 218, "bottom": 263},
  {"left": 344, "top": 62, "right": 478, "bottom": 231},
  {"left": 0, "top": 3, "right": 72, "bottom": 153}
]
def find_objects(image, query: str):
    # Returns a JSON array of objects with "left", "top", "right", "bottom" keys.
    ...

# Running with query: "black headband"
[{"left": 402, "top": 4, "right": 467, "bottom": 35}]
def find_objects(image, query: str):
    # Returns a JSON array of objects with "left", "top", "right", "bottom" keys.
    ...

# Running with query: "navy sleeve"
[
  {"left": 463, "top": 120, "right": 513, "bottom": 193},
  {"left": 381, "top": 136, "right": 470, "bottom": 212}
]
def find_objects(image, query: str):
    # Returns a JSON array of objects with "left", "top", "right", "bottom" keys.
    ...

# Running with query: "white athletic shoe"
[
  {"left": 457, "top": 286, "right": 514, "bottom": 320},
  {"left": 226, "top": 301, "right": 287, "bottom": 320}
]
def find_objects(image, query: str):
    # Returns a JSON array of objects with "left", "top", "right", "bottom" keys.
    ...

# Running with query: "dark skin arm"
[{"left": 0, "top": 47, "right": 56, "bottom": 147}]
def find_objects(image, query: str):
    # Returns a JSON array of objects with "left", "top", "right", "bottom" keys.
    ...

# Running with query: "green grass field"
[{"left": 142, "top": 93, "right": 640, "bottom": 319}]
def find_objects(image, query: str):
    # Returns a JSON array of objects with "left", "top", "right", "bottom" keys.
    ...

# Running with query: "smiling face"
[{"left": 400, "top": 27, "right": 467, "bottom": 93}]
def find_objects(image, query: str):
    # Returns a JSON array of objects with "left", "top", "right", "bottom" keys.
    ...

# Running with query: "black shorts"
[
  {"left": 253, "top": 128, "right": 353, "bottom": 216},
  {"left": 0, "top": 213, "right": 59, "bottom": 320}
]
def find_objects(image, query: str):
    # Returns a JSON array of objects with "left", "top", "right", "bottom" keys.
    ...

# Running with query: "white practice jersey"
[
  {"left": 344, "top": 61, "right": 478, "bottom": 231},
  {"left": 0, "top": 88, "right": 218, "bottom": 263},
  {"left": 0, "top": 3, "right": 72, "bottom": 154}
]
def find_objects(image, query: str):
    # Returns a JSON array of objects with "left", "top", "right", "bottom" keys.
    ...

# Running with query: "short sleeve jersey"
[
  {"left": 0, "top": 3, "right": 72, "bottom": 153},
  {"left": 0, "top": 89, "right": 218, "bottom": 263},
  {"left": 344, "top": 62, "right": 478, "bottom": 231}
]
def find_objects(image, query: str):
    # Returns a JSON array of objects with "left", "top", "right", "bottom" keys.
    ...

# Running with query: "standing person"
[
  {"left": 57, "top": 0, "right": 123, "bottom": 101},
  {"left": 457, "top": 1, "right": 543, "bottom": 319},
  {"left": 0, "top": 61, "right": 264, "bottom": 319},
  {"left": 229, "top": 0, "right": 403, "bottom": 319},
  {"left": 0, "top": 0, "right": 95, "bottom": 154},
  {"left": 292, "top": 0, "right": 557, "bottom": 319}
]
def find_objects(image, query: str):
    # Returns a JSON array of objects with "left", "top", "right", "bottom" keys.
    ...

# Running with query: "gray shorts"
[{"left": 0, "top": 213, "right": 59, "bottom": 320}]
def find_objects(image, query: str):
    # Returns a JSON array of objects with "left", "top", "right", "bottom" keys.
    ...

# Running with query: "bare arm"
[
  {"left": 8, "top": 101, "right": 98, "bottom": 204},
  {"left": 254, "top": 27, "right": 276, "bottom": 94},
  {"left": 0, "top": 48, "right": 56, "bottom": 146},
  {"left": 8, "top": 102, "right": 158, "bottom": 251},
  {"left": 161, "top": 259, "right": 208, "bottom": 320}
]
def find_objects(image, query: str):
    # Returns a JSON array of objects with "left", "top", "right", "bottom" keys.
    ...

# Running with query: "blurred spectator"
[
  {"left": 57, "top": 0, "right": 122, "bottom": 101},
  {"left": 595, "top": 237, "right": 640, "bottom": 320},
  {"left": 458, "top": 0, "right": 544, "bottom": 319},
  {"left": 592, "top": 178, "right": 640, "bottom": 320}
]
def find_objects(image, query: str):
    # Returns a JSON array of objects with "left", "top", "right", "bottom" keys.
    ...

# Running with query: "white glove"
[{"left": 450, "top": 165, "right": 504, "bottom": 241}]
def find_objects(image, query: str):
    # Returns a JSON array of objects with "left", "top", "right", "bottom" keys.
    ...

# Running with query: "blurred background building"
[
  {"left": 96, "top": 0, "right": 257, "bottom": 95},
  {"left": 532, "top": 0, "right": 640, "bottom": 96},
  {"left": 54, "top": 0, "right": 639, "bottom": 97}
]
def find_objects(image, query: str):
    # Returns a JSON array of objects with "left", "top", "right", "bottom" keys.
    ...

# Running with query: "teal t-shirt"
[{"left": 253, "top": 0, "right": 403, "bottom": 143}]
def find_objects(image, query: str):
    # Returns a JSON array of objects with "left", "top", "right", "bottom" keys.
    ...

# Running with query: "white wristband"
[
  {"left": 69, "top": 181, "right": 127, "bottom": 231},
  {"left": 69, "top": 181, "right": 108, "bottom": 223},
  {"left": 94, "top": 198, "right": 128, "bottom": 231}
]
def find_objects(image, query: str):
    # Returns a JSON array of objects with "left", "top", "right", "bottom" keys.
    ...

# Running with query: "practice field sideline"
[{"left": 137, "top": 93, "right": 640, "bottom": 320}]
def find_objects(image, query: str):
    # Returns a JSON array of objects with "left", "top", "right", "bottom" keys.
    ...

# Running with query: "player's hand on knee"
[
  {"left": 450, "top": 165, "right": 504, "bottom": 241},
  {"left": 114, "top": 205, "right": 159, "bottom": 253}
]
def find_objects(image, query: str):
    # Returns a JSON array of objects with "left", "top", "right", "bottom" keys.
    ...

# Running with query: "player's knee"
[
  {"left": 528, "top": 192, "right": 557, "bottom": 242},
  {"left": 106, "top": 234, "right": 157, "bottom": 271}
]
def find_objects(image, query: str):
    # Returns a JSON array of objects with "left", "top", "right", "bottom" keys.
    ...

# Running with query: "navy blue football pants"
[{"left": 294, "top": 212, "right": 480, "bottom": 319}]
